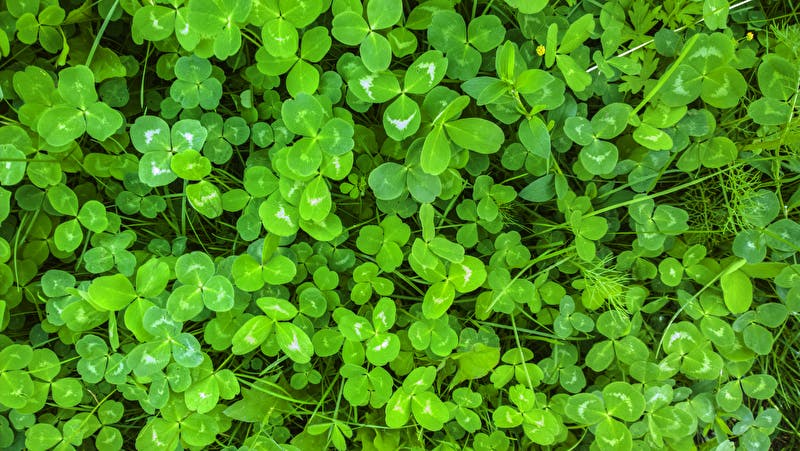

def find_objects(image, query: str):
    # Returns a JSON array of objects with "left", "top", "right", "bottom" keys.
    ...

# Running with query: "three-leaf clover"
[
  {"left": 428, "top": 11, "right": 506, "bottom": 80},
  {"left": 385, "top": 366, "right": 450, "bottom": 431},
  {"left": 661, "top": 33, "right": 747, "bottom": 109},
  {"left": 38, "top": 65, "right": 124, "bottom": 146},
  {"left": 256, "top": 26, "right": 331, "bottom": 96},
  {"left": 335, "top": 297, "right": 400, "bottom": 366},
  {"left": 332, "top": 0, "right": 403, "bottom": 72},
  {"left": 166, "top": 251, "right": 234, "bottom": 321},
  {"left": 169, "top": 56, "right": 223, "bottom": 110},
  {"left": 231, "top": 296, "right": 314, "bottom": 363},
  {"left": 130, "top": 115, "right": 208, "bottom": 187}
]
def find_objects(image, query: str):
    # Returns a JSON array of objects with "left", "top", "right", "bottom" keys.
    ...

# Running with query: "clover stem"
[
  {"left": 628, "top": 33, "right": 701, "bottom": 119},
  {"left": 85, "top": 0, "right": 119, "bottom": 67},
  {"left": 181, "top": 179, "right": 188, "bottom": 236},
  {"left": 510, "top": 314, "right": 536, "bottom": 392},
  {"left": 586, "top": 162, "right": 741, "bottom": 218},
  {"left": 140, "top": 42, "right": 152, "bottom": 109}
]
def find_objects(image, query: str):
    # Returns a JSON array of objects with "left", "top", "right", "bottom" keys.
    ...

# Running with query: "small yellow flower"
[
  {"left": 746, "top": 31, "right": 754, "bottom": 41},
  {"left": 536, "top": 44, "right": 546, "bottom": 56}
]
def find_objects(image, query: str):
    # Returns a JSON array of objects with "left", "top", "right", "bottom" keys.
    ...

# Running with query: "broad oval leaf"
[
  {"left": 275, "top": 321, "right": 313, "bottom": 363},
  {"left": 445, "top": 118, "right": 504, "bottom": 154}
]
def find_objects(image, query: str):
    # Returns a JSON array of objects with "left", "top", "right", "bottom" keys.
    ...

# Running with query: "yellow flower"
[
  {"left": 536, "top": 44, "right": 546, "bottom": 56},
  {"left": 746, "top": 31, "right": 754, "bottom": 41}
]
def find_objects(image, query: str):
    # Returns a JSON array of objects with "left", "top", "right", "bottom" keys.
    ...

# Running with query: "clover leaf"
[
  {"left": 661, "top": 33, "right": 746, "bottom": 108},
  {"left": 37, "top": 65, "right": 123, "bottom": 146},
  {"left": 130, "top": 115, "right": 208, "bottom": 187},
  {"left": 261, "top": 0, "right": 323, "bottom": 59},
  {"left": 332, "top": 0, "right": 401, "bottom": 72},
  {"left": 0, "top": 144, "right": 27, "bottom": 186},
  {"left": 170, "top": 55, "right": 222, "bottom": 109},
  {"left": 428, "top": 11, "right": 504, "bottom": 80}
]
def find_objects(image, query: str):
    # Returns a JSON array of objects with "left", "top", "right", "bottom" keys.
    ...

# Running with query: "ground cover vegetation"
[{"left": 0, "top": 0, "right": 798, "bottom": 449}]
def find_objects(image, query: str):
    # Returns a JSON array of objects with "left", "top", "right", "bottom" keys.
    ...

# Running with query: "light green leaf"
[
  {"left": 259, "top": 193, "right": 299, "bottom": 236},
  {"left": 131, "top": 115, "right": 170, "bottom": 153},
  {"left": 361, "top": 32, "right": 392, "bottom": 72},
  {"left": 139, "top": 151, "right": 176, "bottom": 187},
  {"left": 404, "top": 50, "right": 448, "bottom": 94},
  {"left": 603, "top": 381, "right": 645, "bottom": 421},
  {"left": 47, "top": 183, "right": 78, "bottom": 216},
  {"left": 332, "top": 11, "right": 369, "bottom": 45},
  {"left": 275, "top": 321, "right": 313, "bottom": 363},
  {"left": 449, "top": 255, "right": 487, "bottom": 292},
  {"left": 0, "top": 144, "right": 27, "bottom": 186},
  {"left": 135, "top": 419, "right": 179, "bottom": 451},
  {"left": 257, "top": 297, "right": 298, "bottom": 321},
  {"left": 203, "top": 275, "right": 234, "bottom": 312},
  {"left": 51, "top": 377, "right": 83, "bottom": 407},
  {"left": 171, "top": 119, "right": 208, "bottom": 151},
  {"left": 591, "top": 103, "right": 632, "bottom": 139},
  {"left": 428, "top": 11, "right": 465, "bottom": 53},
  {"left": 167, "top": 285, "right": 203, "bottom": 321},
  {"left": 741, "top": 374, "right": 777, "bottom": 399},
  {"left": 53, "top": 218, "right": 84, "bottom": 253},
  {"left": 493, "top": 405, "right": 523, "bottom": 428},
  {"left": 580, "top": 140, "right": 618, "bottom": 174},
  {"left": 171, "top": 332, "right": 204, "bottom": 368},
  {"left": 77, "top": 200, "right": 108, "bottom": 233},
  {"left": 422, "top": 281, "right": 455, "bottom": 319},
  {"left": 38, "top": 106, "right": 85, "bottom": 146},
  {"left": 231, "top": 315, "right": 273, "bottom": 354},
  {"left": 299, "top": 176, "right": 331, "bottom": 223},
  {"left": 175, "top": 251, "right": 215, "bottom": 286},
  {"left": 367, "top": 0, "right": 401, "bottom": 29},
  {"left": 467, "top": 15, "right": 505, "bottom": 52},
  {"left": 758, "top": 54, "right": 799, "bottom": 100},
  {"left": 300, "top": 26, "right": 332, "bottom": 62},
  {"left": 701, "top": 66, "right": 746, "bottom": 109},
  {"left": 282, "top": 93, "right": 325, "bottom": 136},
  {"left": 186, "top": 181, "right": 223, "bottom": 218},
  {"left": 659, "top": 258, "right": 684, "bottom": 287},
  {"left": 748, "top": 97, "right": 793, "bottom": 126},
  {"left": 564, "top": 116, "right": 594, "bottom": 146},
  {"left": 411, "top": 391, "right": 449, "bottom": 431},
  {"left": 421, "top": 125, "right": 451, "bottom": 175},
  {"left": 286, "top": 60, "right": 320, "bottom": 97},
  {"left": 136, "top": 258, "right": 170, "bottom": 298},
  {"left": 171, "top": 150, "right": 211, "bottom": 180},
  {"left": 26, "top": 423, "right": 62, "bottom": 451},
  {"left": 185, "top": 375, "right": 220, "bottom": 413},
  {"left": 721, "top": 269, "right": 752, "bottom": 314},
  {"left": 132, "top": 5, "right": 176, "bottom": 42},
  {"left": 703, "top": 0, "right": 729, "bottom": 30},
  {"left": 385, "top": 389, "right": 412, "bottom": 428},
  {"left": 559, "top": 13, "right": 594, "bottom": 54},
  {"left": 451, "top": 343, "right": 500, "bottom": 384},
  {"left": 349, "top": 70, "right": 401, "bottom": 103},
  {"left": 595, "top": 418, "right": 632, "bottom": 451},
  {"left": 633, "top": 123, "right": 673, "bottom": 150},
  {"left": 319, "top": 118, "right": 354, "bottom": 155},
  {"left": 383, "top": 95, "right": 420, "bottom": 141},
  {"left": 58, "top": 65, "right": 97, "bottom": 108},
  {"left": 445, "top": 118, "right": 504, "bottom": 154},
  {"left": 281, "top": 0, "right": 322, "bottom": 27},
  {"left": 262, "top": 253, "right": 297, "bottom": 285},
  {"left": 89, "top": 274, "right": 137, "bottom": 311},
  {"left": 556, "top": 54, "right": 591, "bottom": 92},
  {"left": 661, "top": 64, "right": 703, "bottom": 107},
  {"left": 365, "top": 333, "right": 400, "bottom": 366},
  {"left": 368, "top": 162, "right": 407, "bottom": 200}
]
